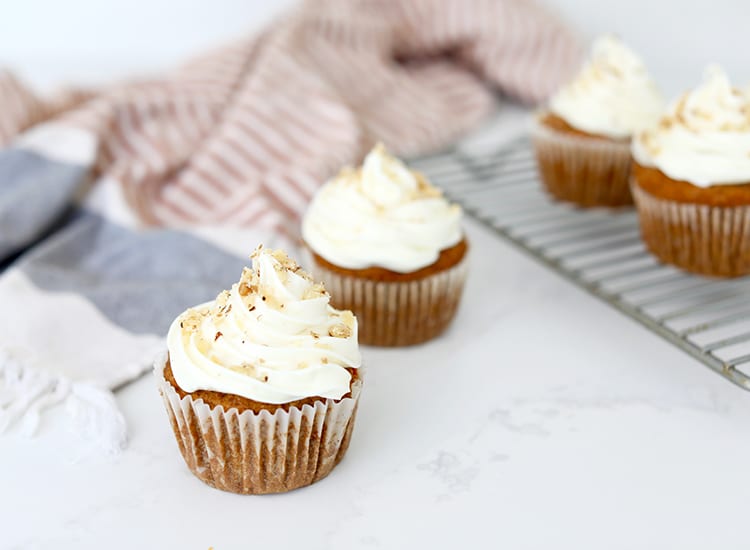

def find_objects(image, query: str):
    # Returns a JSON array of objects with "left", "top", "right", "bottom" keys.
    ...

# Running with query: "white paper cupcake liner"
[
  {"left": 154, "top": 354, "right": 362, "bottom": 494},
  {"left": 531, "top": 114, "right": 633, "bottom": 207},
  {"left": 308, "top": 253, "right": 469, "bottom": 347},
  {"left": 631, "top": 179, "right": 750, "bottom": 277}
]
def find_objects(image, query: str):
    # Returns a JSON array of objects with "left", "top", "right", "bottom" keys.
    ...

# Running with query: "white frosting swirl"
[
  {"left": 549, "top": 35, "right": 664, "bottom": 139},
  {"left": 167, "top": 247, "right": 361, "bottom": 404},
  {"left": 633, "top": 66, "right": 750, "bottom": 186},
  {"left": 302, "top": 144, "right": 462, "bottom": 273}
]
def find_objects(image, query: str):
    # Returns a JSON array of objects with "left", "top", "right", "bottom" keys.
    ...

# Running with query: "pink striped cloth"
[{"left": 1, "top": 0, "right": 580, "bottom": 235}]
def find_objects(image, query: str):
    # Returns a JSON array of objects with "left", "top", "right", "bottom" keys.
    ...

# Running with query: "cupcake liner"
[
  {"left": 631, "top": 179, "right": 750, "bottom": 278},
  {"left": 531, "top": 115, "right": 633, "bottom": 207},
  {"left": 308, "top": 253, "right": 469, "bottom": 347},
  {"left": 154, "top": 354, "right": 362, "bottom": 494}
]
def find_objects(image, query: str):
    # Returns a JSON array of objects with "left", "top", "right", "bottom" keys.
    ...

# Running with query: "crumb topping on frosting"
[
  {"left": 301, "top": 143, "right": 463, "bottom": 273},
  {"left": 167, "top": 246, "right": 361, "bottom": 404},
  {"left": 633, "top": 66, "right": 750, "bottom": 186},
  {"left": 549, "top": 35, "right": 664, "bottom": 139}
]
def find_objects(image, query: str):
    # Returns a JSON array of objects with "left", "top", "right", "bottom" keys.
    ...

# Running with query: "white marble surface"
[
  {"left": 3, "top": 215, "right": 750, "bottom": 549},
  {"left": 4, "top": 2, "right": 750, "bottom": 548}
]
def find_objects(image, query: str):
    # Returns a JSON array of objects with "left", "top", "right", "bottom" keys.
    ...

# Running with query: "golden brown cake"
[
  {"left": 532, "top": 35, "right": 663, "bottom": 207},
  {"left": 162, "top": 359, "right": 360, "bottom": 414},
  {"left": 632, "top": 163, "right": 750, "bottom": 277},
  {"left": 155, "top": 246, "right": 363, "bottom": 494},
  {"left": 534, "top": 113, "right": 633, "bottom": 206},
  {"left": 630, "top": 67, "right": 750, "bottom": 278},
  {"left": 302, "top": 144, "right": 469, "bottom": 346},
  {"left": 309, "top": 238, "right": 468, "bottom": 282},
  {"left": 309, "top": 239, "right": 468, "bottom": 346},
  {"left": 540, "top": 112, "right": 611, "bottom": 141}
]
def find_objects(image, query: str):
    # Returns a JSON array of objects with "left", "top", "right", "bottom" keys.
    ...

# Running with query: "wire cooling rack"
[{"left": 410, "top": 138, "right": 750, "bottom": 391}]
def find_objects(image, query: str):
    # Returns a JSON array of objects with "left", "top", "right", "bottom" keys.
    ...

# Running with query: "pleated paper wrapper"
[
  {"left": 632, "top": 179, "right": 750, "bottom": 278},
  {"left": 155, "top": 354, "right": 362, "bottom": 494},
  {"left": 532, "top": 115, "right": 633, "bottom": 207},
  {"left": 308, "top": 254, "right": 468, "bottom": 347}
]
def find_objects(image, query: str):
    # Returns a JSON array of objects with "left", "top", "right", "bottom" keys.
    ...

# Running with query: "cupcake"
[
  {"left": 155, "top": 246, "right": 363, "bottom": 494},
  {"left": 631, "top": 67, "right": 750, "bottom": 278},
  {"left": 301, "top": 144, "right": 468, "bottom": 347},
  {"left": 533, "top": 35, "right": 664, "bottom": 207}
]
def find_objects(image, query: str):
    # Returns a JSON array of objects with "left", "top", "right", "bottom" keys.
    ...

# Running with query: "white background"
[{"left": 1, "top": 0, "right": 749, "bottom": 95}]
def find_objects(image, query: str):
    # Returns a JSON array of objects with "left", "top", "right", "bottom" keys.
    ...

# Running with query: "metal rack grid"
[{"left": 410, "top": 138, "right": 750, "bottom": 391}]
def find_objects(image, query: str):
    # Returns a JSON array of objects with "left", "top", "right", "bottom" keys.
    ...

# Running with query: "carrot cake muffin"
[
  {"left": 533, "top": 35, "right": 664, "bottom": 206},
  {"left": 155, "top": 246, "right": 363, "bottom": 494},
  {"left": 632, "top": 66, "right": 750, "bottom": 277},
  {"left": 302, "top": 143, "right": 468, "bottom": 346}
]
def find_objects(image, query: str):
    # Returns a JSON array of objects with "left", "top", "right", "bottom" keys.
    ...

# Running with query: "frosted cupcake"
[
  {"left": 632, "top": 67, "right": 750, "bottom": 277},
  {"left": 302, "top": 144, "right": 468, "bottom": 347},
  {"left": 533, "top": 35, "right": 664, "bottom": 206},
  {"left": 155, "top": 246, "right": 363, "bottom": 494}
]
